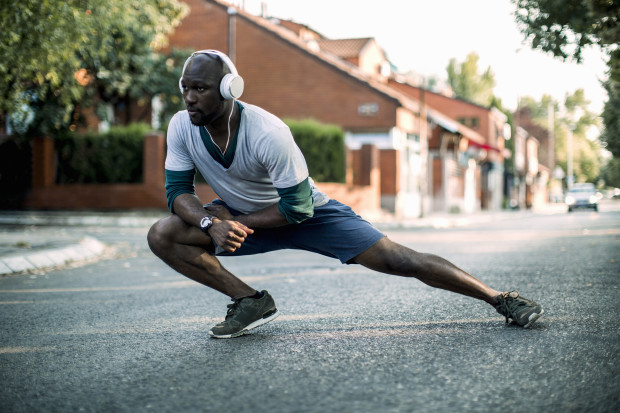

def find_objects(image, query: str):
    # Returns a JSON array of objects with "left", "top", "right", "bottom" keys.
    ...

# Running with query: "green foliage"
[
  {"left": 0, "top": 0, "right": 188, "bottom": 137},
  {"left": 446, "top": 52, "right": 496, "bottom": 107},
  {"left": 601, "top": 79, "right": 620, "bottom": 158},
  {"left": 55, "top": 123, "right": 150, "bottom": 183},
  {"left": 518, "top": 90, "right": 602, "bottom": 183},
  {"left": 575, "top": 138, "right": 602, "bottom": 182},
  {"left": 600, "top": 157, "right": 620, "bottom": 187},
  {"left": 511, "top": 0, "right": 619, "bottom": 74},
  {"left": 284, "top": 119, "right": 346, "bottom": 183},
  {"left": 511, "top": 0, "right": 620, "bottom": 166}
]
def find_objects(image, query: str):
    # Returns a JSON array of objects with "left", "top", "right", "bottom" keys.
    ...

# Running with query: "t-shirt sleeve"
[
  {"left": 165, "top": 168, "right": 195, "bottom": 213},
  {"left": 256, "top": 126, "right": 314, "bottom": 223},
  {"left": 164, "top": 112, "right": 197, "bottom": 212},
  {"left": 276, "top": 177, "right": 314, "bottom": 224},
  {"left": 165, "top": 112, "right": 196, "bottom": 172}
]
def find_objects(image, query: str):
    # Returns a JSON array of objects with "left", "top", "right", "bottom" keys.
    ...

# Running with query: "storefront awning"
[{"left": 427, "top": 108, "right": 499, "bottom": 150}]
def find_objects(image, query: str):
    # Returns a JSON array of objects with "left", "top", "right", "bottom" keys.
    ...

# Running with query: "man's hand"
[{"left": 207, "top": 218, "right": 254, "bottom": 253}]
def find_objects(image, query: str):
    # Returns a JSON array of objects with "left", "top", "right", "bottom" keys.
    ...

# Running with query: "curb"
[
  {"left": 0, "top": 236, "right": 106, "bottom": 276},
  {"left": 0, "top": 214, "right": 164, "bottom": 228},
  {"left": 372, "top": 208, "right": 564, "bottom": 231}
]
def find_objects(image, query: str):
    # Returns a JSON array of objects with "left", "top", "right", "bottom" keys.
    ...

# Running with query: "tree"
[
  {"left": 511, "top": 0, "right": 620, "bottom": 185},
  {"left": 446, "top": 52, "right": 497, "bottom": 106},
  {"left": 0, "top": 0, "right": 188, "bottom": 136},
  {"left": 601, "top": 79, "right": 620, "bottom": 157},
  {"left": 600, "top": 157, "right": 620, "bottom": 187},
  {"left": 519, "top": 90, "right": 602, "bottom": 183},
  {"left": 511, "top": 0, "right": 619, "bottom": 79}
]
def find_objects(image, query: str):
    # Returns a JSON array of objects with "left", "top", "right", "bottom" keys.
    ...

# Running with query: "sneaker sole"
[
  {"left": 209, "top": 309, "right": 280, "bottom": 339},
  {"left": 523, "top": 309, "right": 544, "bottom": 328}
]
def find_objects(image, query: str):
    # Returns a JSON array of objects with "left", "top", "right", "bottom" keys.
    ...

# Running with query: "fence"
[{"left": 25, "top": 134, "right": 381, "bottom": 214}]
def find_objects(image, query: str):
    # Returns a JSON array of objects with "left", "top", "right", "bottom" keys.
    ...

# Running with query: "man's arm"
[
  {"left": 173, "top": 193, "right": 254, "bottom": 253},
  {"left": 204, "top": 178, "right": 314, "bottom": 229},
  {"left": 205, "top": 202, "right": 289, "bottom": 228}
]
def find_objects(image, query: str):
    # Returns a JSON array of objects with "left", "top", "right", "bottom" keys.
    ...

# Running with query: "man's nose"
[{"left": 184, "top": 89, "right": 197, "bottom": 104}]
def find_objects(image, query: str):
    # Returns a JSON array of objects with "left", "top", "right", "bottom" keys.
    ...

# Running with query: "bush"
[
  {"left": 56, "top": 123, "right": 150, "bottom": 184},
  {"left": 284, "top": 118, "right": 345, "bottom": 183}
]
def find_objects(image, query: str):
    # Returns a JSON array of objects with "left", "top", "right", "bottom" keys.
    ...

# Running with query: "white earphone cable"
[{"left": 204, "top": 101, "right": 234, "bottom": 155}]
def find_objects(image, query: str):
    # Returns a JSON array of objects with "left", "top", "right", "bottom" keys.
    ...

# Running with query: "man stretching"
[{"left": 147, "top": 50, "right": 543, "bottom": 338}]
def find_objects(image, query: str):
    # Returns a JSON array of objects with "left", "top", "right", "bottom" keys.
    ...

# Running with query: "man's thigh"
[{"left": 216, "top": 199, "right": 385, "bottom": 263}]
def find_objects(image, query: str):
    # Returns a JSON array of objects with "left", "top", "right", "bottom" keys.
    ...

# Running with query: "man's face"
[{"left": 180, "top": 55, "right": 227, "bottom": 126}]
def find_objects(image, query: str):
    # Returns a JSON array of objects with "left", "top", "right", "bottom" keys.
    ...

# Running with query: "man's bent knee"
[
  {"left": 147, "top": 215, "right": 213, "bottom": 256},
  {"left": 148, "top": 215, "right": 185, "bottom": 253}
]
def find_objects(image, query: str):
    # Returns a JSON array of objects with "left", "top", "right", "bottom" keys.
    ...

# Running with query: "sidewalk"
[
  {"left": 0, "top": 204, "right": 566, "bottom": 276},
  {"left": 0, "top": 210, "right": 169, "bottom": 276}
]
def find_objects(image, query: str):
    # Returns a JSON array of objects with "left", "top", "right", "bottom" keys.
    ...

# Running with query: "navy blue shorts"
[{"left": 210, "top": 199, "right": 385, "bottom": 264}]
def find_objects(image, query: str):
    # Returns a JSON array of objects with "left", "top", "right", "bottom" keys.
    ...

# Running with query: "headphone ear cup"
[{"left": 220, "top": 74, "right": 244, "bottom": 100}]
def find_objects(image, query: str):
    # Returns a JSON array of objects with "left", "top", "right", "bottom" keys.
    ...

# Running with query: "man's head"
[{"left": 179, "top": 50, "right": 244, "bottom": 126}]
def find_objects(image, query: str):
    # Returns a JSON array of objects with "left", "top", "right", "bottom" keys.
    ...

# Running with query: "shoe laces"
[
  {"left": 497, "top": 291, "right": 525, "bottom": 323},
  {"left": 224, "top": 299, "right": 241, "bottom": 320}
]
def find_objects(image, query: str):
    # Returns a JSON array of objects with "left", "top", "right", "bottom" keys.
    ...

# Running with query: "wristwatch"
[{"left": 200, "top": 216, "right": 213, "bottom": 234}]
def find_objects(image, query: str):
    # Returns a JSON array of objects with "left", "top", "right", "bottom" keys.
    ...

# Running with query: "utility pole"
[
  {"left": 566, "top": 107, "right": 581, "bottom": 190},
  {"left": 547, "top": 102, "right": 554, "bottom": 170},
  {"left": 567, "top": 128, "right": 574, "bottom": 189}
]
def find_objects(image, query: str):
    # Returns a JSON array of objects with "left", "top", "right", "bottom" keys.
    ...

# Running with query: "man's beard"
[{"left": 187, "top": 109, "right": 209, "bottom": 126}]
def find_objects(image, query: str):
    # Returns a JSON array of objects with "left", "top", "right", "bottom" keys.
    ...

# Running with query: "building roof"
[
  {"left": 209, "top": 0, "right": 420, "bottom": 113},
  {"left": 270, "top": 19, "right": 324, "bottom": 40},
  {"left": 209, "top": 0, "right": 494, "bottom": 143},
  {"left": 316, "top": 38, "right": 374, "bottom": 59}
]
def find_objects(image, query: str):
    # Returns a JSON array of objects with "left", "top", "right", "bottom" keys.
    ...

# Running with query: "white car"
[{"left": 565, "top": 183, "right": 598, "bottom": 212}]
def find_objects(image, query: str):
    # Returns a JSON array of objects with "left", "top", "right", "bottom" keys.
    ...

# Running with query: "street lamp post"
[
  {"left": 566, "top": 107, "right": 581, "bottom": 190},
  {"left": 567, "top": 128, "right": 573, "bottom": 189}
]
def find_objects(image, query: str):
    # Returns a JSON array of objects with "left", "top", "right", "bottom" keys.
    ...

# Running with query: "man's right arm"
[{"left": 171, "top": 193, "right": 254, "bottom": 253}]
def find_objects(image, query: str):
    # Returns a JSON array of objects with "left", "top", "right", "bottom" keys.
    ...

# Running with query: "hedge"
[
  {"left": 55, "top": 123, "right": 150, "bottom": 184},
  {"left": 284, "top": 118, "right": 346, "bottom": 183},
  {"left": 15, "top": 117, "right": 345, "bottom": 188}
]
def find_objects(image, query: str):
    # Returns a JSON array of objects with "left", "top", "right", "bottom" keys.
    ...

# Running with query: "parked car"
[{"left": 565, "top": 183, "right": 598, "bottom": 212}]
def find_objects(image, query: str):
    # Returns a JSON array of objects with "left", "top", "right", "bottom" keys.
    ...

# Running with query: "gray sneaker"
[
  {"left": 495, "top": 291, "right": 543, "bottom": 328},
  {"left": 209, "top": 290, "right": 279, "bottom": 338}
]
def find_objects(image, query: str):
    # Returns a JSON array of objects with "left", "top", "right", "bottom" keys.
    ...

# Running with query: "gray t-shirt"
[{"left": 165, "top": 101, "right": 329, "bottom": 214}]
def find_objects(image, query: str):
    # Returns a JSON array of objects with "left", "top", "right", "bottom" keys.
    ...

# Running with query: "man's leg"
[
  {"left": 352, "top": 237, "right": 501, "bottom": 305},
  {"left": 352, "top": 237, "right": 543, "bottom": 327},
  {"left": 147, "top": 215, "right": 280, "bottom": 338},
  {"left": 147, "top": 214, "right": 256, "bottom": 300}
]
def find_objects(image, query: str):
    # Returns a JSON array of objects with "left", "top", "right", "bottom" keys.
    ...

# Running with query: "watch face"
[{"left": 201, "top": 216, "right": 212, "bottom": 231}]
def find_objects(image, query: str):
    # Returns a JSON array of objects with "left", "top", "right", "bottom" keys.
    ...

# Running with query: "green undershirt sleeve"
[
  {"left": 276, "top": 177, "right": 314, "bottom": 224},
  {"left": 165, "top": 168, "right": 196, "bottom": 213}
]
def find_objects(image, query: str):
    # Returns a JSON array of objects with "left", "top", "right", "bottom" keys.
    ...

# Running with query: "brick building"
[
  {"left": 511, "top": 106, "right": 553, "bottom": 209},
  {"left": 388, "top": 79, "right": 510, "bottom": 211}
]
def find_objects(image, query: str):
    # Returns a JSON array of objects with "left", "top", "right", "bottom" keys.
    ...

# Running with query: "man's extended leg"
[
  {"left": 147, "top": 215, "right": 279, "bottom": 337},
  {"left": 353, "top": 238, "right": 501, "bottom": 303},
  {"left": 352, "top": 237, "right": 543, "bottom": 327}
]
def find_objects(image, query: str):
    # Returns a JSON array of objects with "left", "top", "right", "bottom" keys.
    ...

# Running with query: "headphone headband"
[{"left": 178, "top": 49, "right": 244, "bottom": 100}]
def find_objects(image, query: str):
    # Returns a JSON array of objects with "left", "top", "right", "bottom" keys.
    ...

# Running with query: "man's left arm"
[{"left": 205, "top": 178, "right": 314, "bottom": 229}]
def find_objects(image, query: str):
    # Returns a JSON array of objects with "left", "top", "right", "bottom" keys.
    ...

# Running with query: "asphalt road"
[{"left": 1, "top": 203, "right": 619, "bottom": 412}]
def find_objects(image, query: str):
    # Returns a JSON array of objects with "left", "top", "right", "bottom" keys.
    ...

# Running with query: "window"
[{"left": 457, "top": 117, "right": 480, "bottom": 129}]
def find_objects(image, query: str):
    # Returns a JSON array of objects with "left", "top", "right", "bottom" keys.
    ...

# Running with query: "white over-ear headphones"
[{"left": 178, "top": 49, "right": 244, "bottom": 100}]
